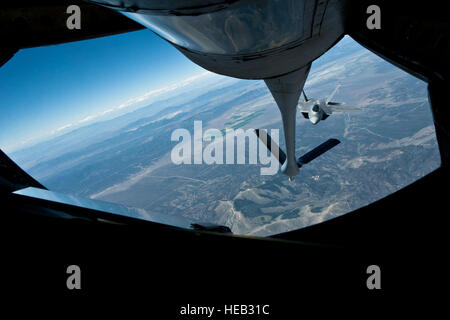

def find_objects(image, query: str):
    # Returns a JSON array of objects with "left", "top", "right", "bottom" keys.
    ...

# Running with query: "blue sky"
[{"left": 0, "top": 29, "right": 206, "bottom": 152}]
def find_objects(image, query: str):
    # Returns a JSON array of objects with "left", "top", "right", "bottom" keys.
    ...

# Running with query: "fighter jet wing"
[
  {"left": 298, "top": 103, "right": 309, "bottom": 112},
  {"left": 321, "top": 103, "right": 334, "bottom": 115},
  {"left": 327, "top": 103, "right": 361, "bottom": 112}
]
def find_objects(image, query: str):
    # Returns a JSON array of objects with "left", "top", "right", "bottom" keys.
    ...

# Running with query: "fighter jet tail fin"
[{"left": 302, "top": 90, "right": 309, "bottom": 102}]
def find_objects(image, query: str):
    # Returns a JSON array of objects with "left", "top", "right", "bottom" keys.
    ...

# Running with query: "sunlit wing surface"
[
  {"left": 321, "top": 103, "right": 333, "bottom": 115},
  {"left": 13, "top": 187, "right": 191, "bottom": 229},
  {"left": 298, "top": 103, "right": 310, "bottom": 112},
  {"left": 327, "top": 104, "right": 361, "bottom": 112}
]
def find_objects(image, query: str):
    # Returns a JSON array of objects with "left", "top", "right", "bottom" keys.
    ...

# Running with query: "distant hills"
[{"left": 9, "top": 36, "right": 441, "bottom": 236}]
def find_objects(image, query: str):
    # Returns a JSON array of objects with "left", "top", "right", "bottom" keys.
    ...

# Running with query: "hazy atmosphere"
[{"left": 3, "top": 36, "right": 441, "bottom": 236}]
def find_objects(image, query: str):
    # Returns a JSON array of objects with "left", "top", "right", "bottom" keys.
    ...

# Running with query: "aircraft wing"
[
  {"left": 321, "top": 103, "right": 334, "bottom": 115},
  {"left": 327, "top": 103, "right": 361, "bottom": 112},
  {"left": 298, "top": 103, "right": 309, "bottom": 112}
]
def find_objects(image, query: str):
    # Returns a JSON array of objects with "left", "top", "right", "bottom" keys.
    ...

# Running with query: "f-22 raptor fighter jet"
[{"left": 299, "top": 85, "right": 361, "bottom": 125}]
